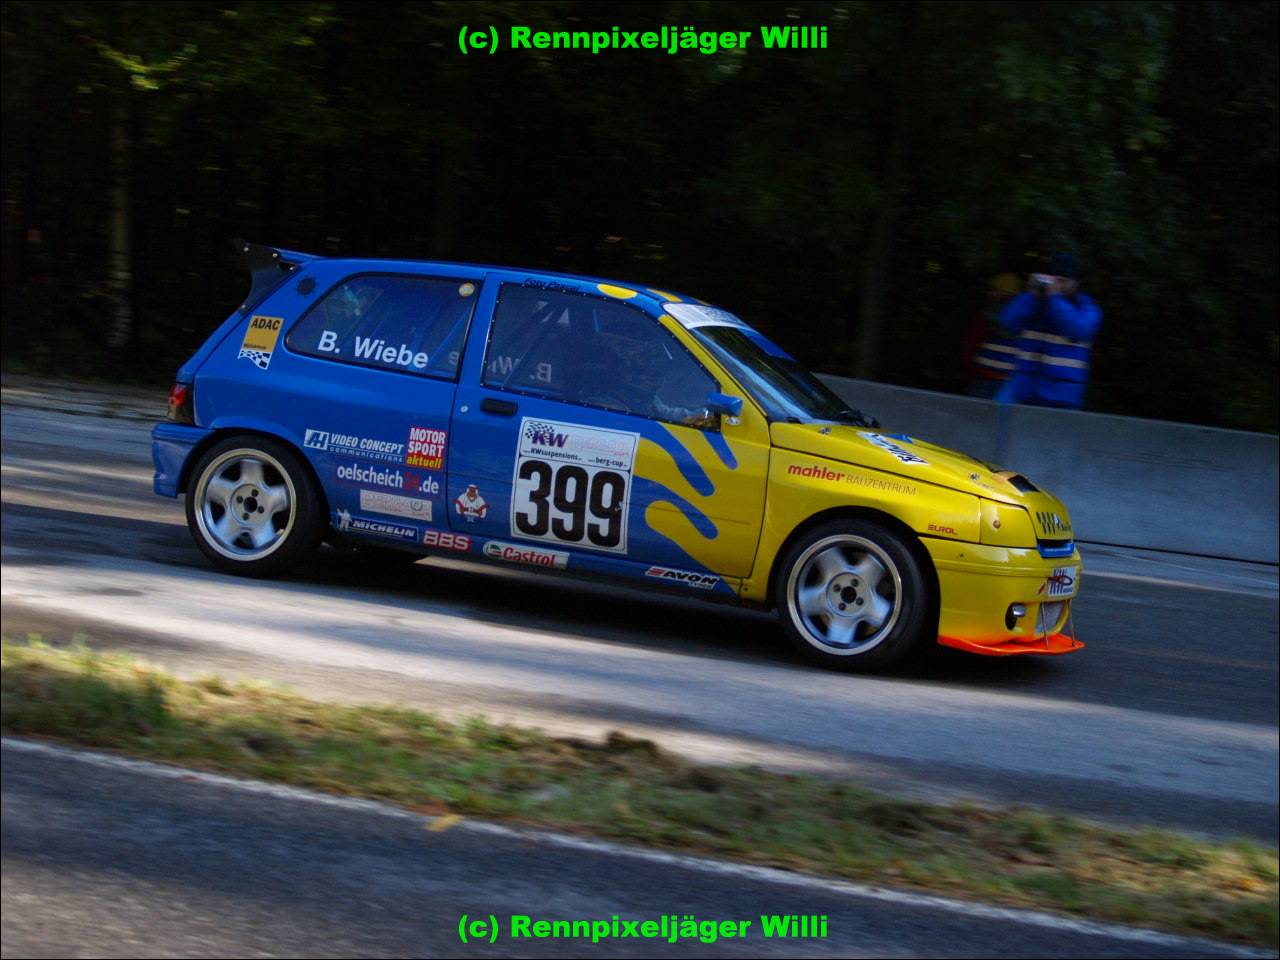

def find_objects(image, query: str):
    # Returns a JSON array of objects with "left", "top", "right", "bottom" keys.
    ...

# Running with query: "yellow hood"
[{"left": 769, "top": 422, "right": 1064, "bottom": 516}]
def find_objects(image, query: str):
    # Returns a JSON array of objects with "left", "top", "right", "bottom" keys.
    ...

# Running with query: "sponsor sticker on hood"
[{"left": 861, "top": 432, "right": 928, "bottom": 465}]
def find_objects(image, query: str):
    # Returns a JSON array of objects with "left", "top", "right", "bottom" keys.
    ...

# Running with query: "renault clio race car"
[{"left": 152, "top": 242, "right": 1083, "bottom": 671}]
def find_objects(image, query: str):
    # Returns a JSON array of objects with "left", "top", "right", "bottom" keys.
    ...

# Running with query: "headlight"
[{"left": 980, "top": 500, "right": 1037, "bottom": 548}]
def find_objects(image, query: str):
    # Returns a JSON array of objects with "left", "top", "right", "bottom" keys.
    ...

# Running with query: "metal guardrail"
[{"left": 819, "top": 375, "right": 1280, "bottom": 565}]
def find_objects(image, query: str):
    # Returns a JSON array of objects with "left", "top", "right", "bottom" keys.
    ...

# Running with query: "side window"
[
  {"left": 287, "top": 275, "right": 479, "bottom": 380},
  {"left": 483, "top": 285, "right": 719, "bottom": 426}
]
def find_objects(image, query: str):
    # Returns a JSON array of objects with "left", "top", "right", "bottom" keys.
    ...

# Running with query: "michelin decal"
[{"left": 334, "top": 509, "right": 418, "bottom": 542}]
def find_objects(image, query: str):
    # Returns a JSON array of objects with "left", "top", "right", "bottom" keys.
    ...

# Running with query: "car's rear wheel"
[
  {"left": 185, "top": 436, "right": 323, "bottom": 577},
  {"left": 774, "top": 518, "right": 935, "bottom": 671}
]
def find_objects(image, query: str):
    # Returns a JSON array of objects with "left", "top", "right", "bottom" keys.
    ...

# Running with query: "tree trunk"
[
  {"left": 854, "top": 109, "right": 909, "bottom": 380},
  {"left": 853, "top": 7, "right": 917, "bottom": 381},
  {"left": 108, "top": 102, "right": 133, "bottom": 349}
]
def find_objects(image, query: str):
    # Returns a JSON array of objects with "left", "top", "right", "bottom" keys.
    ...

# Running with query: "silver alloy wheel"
[
  {"left": 785, "top": 534, "right": 903, "bottom": 656},
  {"left": 193, "top": 448, "right": 296, "bottom": 561}
]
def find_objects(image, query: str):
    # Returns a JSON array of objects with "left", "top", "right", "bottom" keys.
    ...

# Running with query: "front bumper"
[
  {"left": 923, "top": 538, "right": 1084, "bottom": 657},
  {"left": 152, "top": 422, "right": 212, "bottom": 497},
  {"left": 938, "top": 632, "right": 1084, "bottom": 656}
]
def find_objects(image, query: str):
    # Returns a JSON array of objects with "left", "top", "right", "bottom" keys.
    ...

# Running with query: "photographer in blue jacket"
[{"left": 995, "top": 253, "right": 1102, "bottom": 410}]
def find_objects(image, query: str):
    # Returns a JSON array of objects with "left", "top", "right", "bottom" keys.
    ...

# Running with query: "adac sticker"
[
  {"left": 238, "top": 315, "right": 284, "bottom": 370},
  {"left": 454, "top": 484, "right": 488, "bottom": 522}
]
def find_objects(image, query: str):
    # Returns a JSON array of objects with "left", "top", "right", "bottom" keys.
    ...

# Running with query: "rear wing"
[
  {"left": 169, "top": 241, "right": 321, "bottom": 382},
  {"left": 234, "top": 239, "right": 322, "bottom": 313}
]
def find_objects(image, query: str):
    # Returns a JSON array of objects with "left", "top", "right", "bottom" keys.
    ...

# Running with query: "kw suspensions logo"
[{"left": 524, "top": 421, "right": 569, "bottom": 449}]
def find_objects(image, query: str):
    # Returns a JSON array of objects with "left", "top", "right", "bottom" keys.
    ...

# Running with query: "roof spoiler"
[{"left": 233, "top": 239, "right": 322, "bottom": 312}]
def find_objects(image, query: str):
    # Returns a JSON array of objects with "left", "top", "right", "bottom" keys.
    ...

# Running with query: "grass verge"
[{"left": 2, "top": 636, "right": 1275, "bottom": 947}]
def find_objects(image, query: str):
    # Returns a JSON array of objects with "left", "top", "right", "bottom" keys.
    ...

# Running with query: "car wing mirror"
[{"left": 706, "top": 392, "right": 743, "bottom": 425}]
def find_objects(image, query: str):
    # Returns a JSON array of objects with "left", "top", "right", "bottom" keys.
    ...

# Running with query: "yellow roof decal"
[{"left": 597, "top": 283, "right": 638, "bottom": 300}]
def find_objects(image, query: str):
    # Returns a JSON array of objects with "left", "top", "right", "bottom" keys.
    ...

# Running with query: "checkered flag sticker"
[
  {"left": 524, "top": 421, "right": 559, "bottom": 441},
  {"left": 238, "top": 348, "right": 272, "bottom": 370}
]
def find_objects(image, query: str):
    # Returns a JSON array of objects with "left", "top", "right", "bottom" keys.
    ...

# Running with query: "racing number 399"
[{"left": 514, "top": 460, "right": 626, "bottom": 550}]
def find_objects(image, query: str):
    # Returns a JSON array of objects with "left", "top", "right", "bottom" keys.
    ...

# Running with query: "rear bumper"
[
  {"left": 923, "top": 538, "right": 1084, "bottom": 656},
  {"left": 152, "top": 422, "right": 212, "bottom": 497}
]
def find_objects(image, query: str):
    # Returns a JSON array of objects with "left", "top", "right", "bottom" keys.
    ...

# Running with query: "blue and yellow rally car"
[{"left": 152, "top": 241, "right": 1083, "bottom": 670}]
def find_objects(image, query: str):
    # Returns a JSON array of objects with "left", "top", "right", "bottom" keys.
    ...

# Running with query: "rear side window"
[
  {"left": 484, "top": 284, "right": 718, "bottom": 426},
  {"left": 286, "top": 275, "right": 479, "bottom": 380}
]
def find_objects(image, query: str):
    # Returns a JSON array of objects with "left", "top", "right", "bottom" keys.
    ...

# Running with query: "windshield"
[{"left": 665, "top": 304, "right": 876, "bottom": 425}]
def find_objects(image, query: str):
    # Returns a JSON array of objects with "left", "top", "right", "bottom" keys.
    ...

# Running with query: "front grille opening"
[{"left": 1038, "top": 601, "right": 1067, "bottom": 634}]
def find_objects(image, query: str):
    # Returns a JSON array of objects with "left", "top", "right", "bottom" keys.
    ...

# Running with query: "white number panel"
[{"left": 511, "top": 418, "right": 638, "bottom": 554}]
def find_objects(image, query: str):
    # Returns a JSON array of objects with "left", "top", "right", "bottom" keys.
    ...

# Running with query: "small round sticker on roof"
[{"left": 597, "top": 283, "right": 637, "bottom": 300}]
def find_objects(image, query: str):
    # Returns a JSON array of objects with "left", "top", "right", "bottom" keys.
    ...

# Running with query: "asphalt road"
[
  {"left": 0, "top": 382, "right": 1277, "bottom": 853},
  {"left": 3, "top": 740, "right": 1268, "bottom": 959}
]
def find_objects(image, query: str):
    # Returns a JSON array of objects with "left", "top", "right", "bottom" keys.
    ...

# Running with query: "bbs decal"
[{"left": 511, "top": 418, "right": 638, "bottom": 554}]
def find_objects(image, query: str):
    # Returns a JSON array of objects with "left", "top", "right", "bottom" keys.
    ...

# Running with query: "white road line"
[
  {"left": 3, "top": 736, "right": 1273, "bottom": 959},
  {"left": 1084, "top": 568, "right": 1278, "bottom": 598}
]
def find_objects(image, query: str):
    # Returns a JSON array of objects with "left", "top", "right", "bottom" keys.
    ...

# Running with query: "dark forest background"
[{"left": 2, "top": 1, "right": 1276, "bottom": 430}]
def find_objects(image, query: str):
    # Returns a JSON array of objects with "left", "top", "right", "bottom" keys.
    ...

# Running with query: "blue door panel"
[{"left": 444, "top": 271, "right": 751, "bottom": 596}]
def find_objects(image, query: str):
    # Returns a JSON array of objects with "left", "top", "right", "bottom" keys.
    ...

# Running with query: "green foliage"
[
  {"left": 3, "top": 636, "right": 1278, "bottom": 946},
  {"left": 1, "top": 1, "right": 1275, "bottom": 429}
]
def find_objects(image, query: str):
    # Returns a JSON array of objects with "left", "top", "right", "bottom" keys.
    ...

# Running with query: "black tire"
[
  {"left": 773, "top": 518, "right": 936, "bottom": 671},
  {"left": 184, "top": 434, "right": 325, "bottom": 578}
]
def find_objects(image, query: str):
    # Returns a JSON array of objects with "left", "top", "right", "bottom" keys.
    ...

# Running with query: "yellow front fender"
[{"left": 739, "top": 449, "right": 981, "bottom": 603}]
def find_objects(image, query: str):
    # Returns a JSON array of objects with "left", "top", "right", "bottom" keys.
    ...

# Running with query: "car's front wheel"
[
  {"left": 774, "top": 519, "right": 936, "bottom": 671},
  {"left": 185, "top": 435, "right": 324, "bottom": 577}
]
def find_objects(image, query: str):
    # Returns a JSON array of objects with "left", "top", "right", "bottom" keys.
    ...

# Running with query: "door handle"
[{"left": 480, "top": 397, "right": 518, "bottom": 417}]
